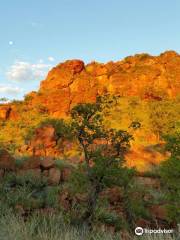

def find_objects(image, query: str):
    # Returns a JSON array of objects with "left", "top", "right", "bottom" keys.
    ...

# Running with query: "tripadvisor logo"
[
  {"left": 135, "top": 227, "right": 144, "bottom": 236},
  {"left": 135, "top": 227, "right": 174, "bottom": 236}
]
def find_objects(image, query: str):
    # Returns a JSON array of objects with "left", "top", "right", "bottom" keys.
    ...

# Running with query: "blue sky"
[{"left": 0, "top": 0, "right": 179, "bottom": 100}]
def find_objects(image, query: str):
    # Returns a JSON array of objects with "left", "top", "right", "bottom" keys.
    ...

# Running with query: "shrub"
[
  {"left": 0, "top": 172, "right": 49, "bottom": 210},
  {"left": 38, "top": 118, "right": 73, "bottom": 140},
  {"left": 159, "top": 133, "right": 180, "bottom": 222},
  {"left": 24, "top": 95, "right": 33, "bottom": 102}
]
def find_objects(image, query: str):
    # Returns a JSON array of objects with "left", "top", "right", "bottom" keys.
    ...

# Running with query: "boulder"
[
  {"left": 0, "top": 106, "right": 11, "bottom": 120},
  {"left": 31, "top": 125, "right": 56, "bottom": 149},
  {"left": 42, "top": 170, "right": 49, "bottom": 177},
  {"left": 135, "top": 176, "right": 160, "bottom": 189},
  {"left": 40, "top": 157, "right": 54, "bottom": 169},
  {"left": 136, "top": 218, "right": 151, "bottom": 228},
  {"left": 28, "top": 125, "right": 59, "bottom": 156},
  {"left": 17, "top": 169, "right": 41, "bottom": 177},
  {"left": 101, "top": 187, "right": 122, "bottom": 205},
  {"left": 0, "top": 149, "right": 15, "bottom": 170},
  {"left": 149, "top": 205, "right": 167, "bottom": 221},
  {"left": 20, "top": 156, "right": 41, "bottom": 170},
  {"left": 48, "top": 168, "right": 61, "bottom": 184},
  {"left": 59, "top": 190, "right": 71, "bottom": 210},
  {"left": 85, "top": 62, "right": 108, "bottom": 76},
  {"left": 40, "top": 59, "right": 84, "bottom": 90},
  {"left": 61, "top": 167, "right": 72, "bottom": 182}
]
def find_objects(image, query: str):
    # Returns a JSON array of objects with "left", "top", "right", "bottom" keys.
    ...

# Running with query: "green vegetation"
[
  {"left": 159, "top": 132, "right": 180, "bottom": 222},
  {"left": 0, "top": 103, "right": 49, "bottom": 153},
  {"left": 103, "top": 96, "right": 180, "bottom": 144},
  {"left": 0, "top": 172, "right": 177, "bottom": 240},
  {"left": 0, "top": 94, "right": 179, "bottom": 238},
  {"left": 0, "top": 97, "right": 9, "bottom": 103},
  {"left": 0, "top": 209, "right": 176, "bottom": 240},
  {"left": 0, "top": 172, "right": 49, "bottom": 210},
  {"left": 0, "top": 210, "right": 122, "bottom": 240},
  {"left": 149, "top": 99, "right": 179, "bottom": 139}
]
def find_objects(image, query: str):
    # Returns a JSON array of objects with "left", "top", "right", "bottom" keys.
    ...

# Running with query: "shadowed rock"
[{"left": 0, "top": 149, "right": 16, "bottom": 170}]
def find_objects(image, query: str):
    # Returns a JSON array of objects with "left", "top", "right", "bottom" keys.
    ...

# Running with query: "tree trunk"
[{"left": 82, "top": 184, "right": 100, "bottom": 228}]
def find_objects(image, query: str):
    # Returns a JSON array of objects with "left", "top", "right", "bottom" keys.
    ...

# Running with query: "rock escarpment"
[{"left": 16, "top": 51, "right": 180, "bottom": 119}]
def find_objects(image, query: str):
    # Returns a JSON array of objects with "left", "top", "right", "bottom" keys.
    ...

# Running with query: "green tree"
[
  {"left": 0, "top": 97, "right": 9, "bottom": 103},
  {"left": 159, "top": 132, "right": 180, "bottom": 222},
  {"left": 149, "top": 99, "right": 180, "bottom": 140},
  {"left": 70, "top": 97, "right": 135, "bottom": 228}
]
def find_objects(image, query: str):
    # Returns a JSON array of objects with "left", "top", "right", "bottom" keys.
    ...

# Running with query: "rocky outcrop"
[
  {"left": 18, "top": 125, "right": 82, "bottom": 164},
  {"left": 18, "top": 125, "right": 59, "bottom": 157},
  {"left": 1, "top": 51, "right": 180, "bottom": 120},
  {"left": 0, "top": 148, "right": 72, "bottom": 185},
  {"left": 0, "top": 105, "right": 11, "bottom": 120},
  {"left": 19, "top": 51, "right": 180, "bottom": 119},
  {"left": 40, "top": 59, "right": 85, "bottom": 90},
  {"left": 30, "top": 125, "right": 57, "bottom": 154}
]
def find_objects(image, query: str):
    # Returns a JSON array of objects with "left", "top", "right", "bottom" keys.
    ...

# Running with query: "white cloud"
[
  {"left": 0, "top": 85, "right": 23, "bottom": 96},
  {"left": 39, "top": 59, "right": 44, "bottom": 63},
  {"left": 6, "top": 61, "right": 52, "bottom": 82},
  {"left": 30, "top": 22, "right": 43, "bottom": 28},
  {"left": 48, "top": 56, "right": 55, "bottom": 62}
]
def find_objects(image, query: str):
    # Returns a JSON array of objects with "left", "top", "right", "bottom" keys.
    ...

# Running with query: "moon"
[{"left": 9, "top": 41, "right": 14, "bottom": 45}]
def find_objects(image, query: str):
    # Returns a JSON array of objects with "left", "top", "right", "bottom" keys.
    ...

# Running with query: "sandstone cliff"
[{"left": 4, "top": 50, "right": 178, "bottom": 120}]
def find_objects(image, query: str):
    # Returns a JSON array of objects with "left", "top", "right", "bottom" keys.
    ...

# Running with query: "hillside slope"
[{"left": 0, "top": 51, "right": 179, "bottom": 171}]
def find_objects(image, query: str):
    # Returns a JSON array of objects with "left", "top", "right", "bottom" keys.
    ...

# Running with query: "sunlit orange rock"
[
  {"left": 3, "top": 51, "right": 179, "bottom": 122},
  {"left": 29, "top": 125, "right": 57, "bottom": 156},
  {"left": 0, "top": 105, "right": 11, "bottom": 120},
  {"left": 40, "top": 59, "right": 84, "bottom": 90},
  {"left": 34, "top": 51, "right": 180, "bottom": 119}
]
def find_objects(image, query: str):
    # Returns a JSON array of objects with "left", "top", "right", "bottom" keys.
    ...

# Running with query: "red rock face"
[
  {"left": 0, "top": 104, "right": 20, "bottom": 121},
  {"left": 2, "top": 52, "right": 180, "bottom": 120},
  {"left": 0, "top": 105, "right": 11, "bottom": 120},
  {"left": 40, "top": 59, "right": 84, "bottom": 90},
  {"left": 27, "top": 52, "right": 180, "bottom": 118}
]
